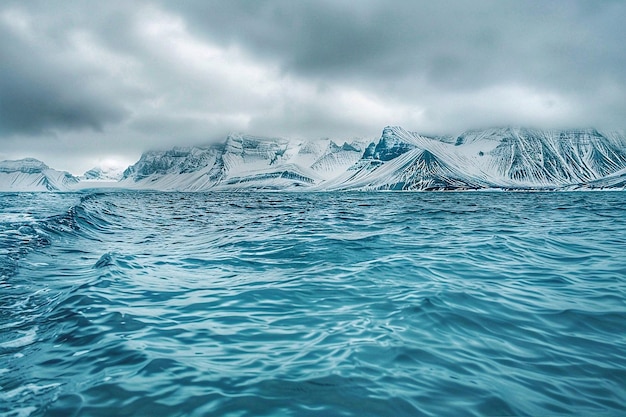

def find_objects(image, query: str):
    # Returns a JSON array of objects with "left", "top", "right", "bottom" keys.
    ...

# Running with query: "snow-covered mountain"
[
  {"left": 120, "top": 127, "right": 626, "bottom": 191},
  {"left": 81, "top": 166, "right": 125, "bottom": 182},
  {"left": 120, "top": 133, "right": 366, "bottom": 191},
  {"left": 0, "top": 158, "right": 79, "bottom": 191},
  {"left": 5, "top": 127, "right": 626, "bottom": 192},
  {"left": 572, "top": 167, "right": 626, "bottom": 190},
  {"left": 320, "top": 126, "right": 626, "bottom": 190}
]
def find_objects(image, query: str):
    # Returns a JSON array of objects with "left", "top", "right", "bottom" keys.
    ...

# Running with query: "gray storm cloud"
[{"left": 0, "top": 0, "right": 624, "bottom": 174}]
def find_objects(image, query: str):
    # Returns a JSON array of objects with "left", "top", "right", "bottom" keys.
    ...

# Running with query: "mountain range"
[{"left": 2, "top": 126, "right": 626, "bottom": 191}]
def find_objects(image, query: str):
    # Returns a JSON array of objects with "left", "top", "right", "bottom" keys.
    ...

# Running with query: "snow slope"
[
  {"left": 319, "top": 126, "right": 626, "bottom": 190},
  {"left": 9, "top": 127, "right": 624, "bottom": 192},
  {"left": 120, "top": 134, "right": 366, "bottom": 191},
  {"left": 120, "top": 127, "right": 626, "bottom": 191},
  {"left": 0, "top": 158, "right": 79, "bottom": 191},
  {"left": 81, "top": 166, "right": 125, "bottom": 181}
]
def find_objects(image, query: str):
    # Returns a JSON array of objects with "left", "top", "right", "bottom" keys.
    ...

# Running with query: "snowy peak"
[
  {"left": 320, "top": 126, "right": 626, "bottom": 191},
  {"left": 8, "top": 126, "right": 626, "bottom": 192},
  {"left": 363, "top": 127, "right": 417, "bottom": 161},
  {"left": 0, "top": 158, "right": 79, "bottom": 191},
  {"left": 121, "top": 146, "right": 216, "bottom": 180},
  {"left": 120, "top": 133, "right": 369, "bottom": 191},
  {"left": 119, "top": 126, "right": 626, "bottom": 191},
  {"left": 310, "top": 140, "right": 365, "bottom": 177},
  {"left": 224, "top": 133, "right": 288, "bottom": 158},
  {"left": 81, "top": 166, "right": 124, "bottom": 181},
  {"left": 483, "top": 128, "right": 626, "bottom": 186},
  {"left": 0, "top": 158, "right": 49, "bottom": 174},
  {"left": 220, "top": 134, "right": 290, "bottom": 173}
]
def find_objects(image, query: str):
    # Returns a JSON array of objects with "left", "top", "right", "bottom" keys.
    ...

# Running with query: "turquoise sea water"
[{"left": 1, "top": 191, "right": 625, "bottom": 416}]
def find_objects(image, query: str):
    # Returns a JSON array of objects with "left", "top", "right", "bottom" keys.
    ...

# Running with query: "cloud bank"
[{"left": 0, "top": 0, "right": 624, "bottom": 173}]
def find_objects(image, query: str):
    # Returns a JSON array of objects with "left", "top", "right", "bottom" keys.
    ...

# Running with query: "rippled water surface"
[{"left": 1, "top": 191, "right": 626, "bottom": 416}]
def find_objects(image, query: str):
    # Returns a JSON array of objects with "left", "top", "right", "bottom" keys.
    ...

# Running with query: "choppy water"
[{"left": 1, "top": 191, "right": 625, "bottom": 417}]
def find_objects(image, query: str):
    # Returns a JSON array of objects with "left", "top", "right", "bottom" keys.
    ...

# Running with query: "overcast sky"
[{"left": 1, "top": 0, "right": 625, "bottom": 174}]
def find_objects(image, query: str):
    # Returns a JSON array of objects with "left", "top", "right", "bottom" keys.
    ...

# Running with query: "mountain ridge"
[
  {"left": 119, "top": 126, "right": 626, "bottom": 191},
  {"left": 3, "top": 126, "right": 626, "bottom": 191},
  {"left": 0, "top": 158, "right": 79, "bottom": 191}
]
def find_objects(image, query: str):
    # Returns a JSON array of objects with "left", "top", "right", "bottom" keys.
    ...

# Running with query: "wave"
[{"left": 2, "top": 191, "right": 626, "bottom": 416}]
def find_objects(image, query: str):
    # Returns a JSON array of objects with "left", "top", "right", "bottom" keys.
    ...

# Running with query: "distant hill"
[
  {"left": 0, "top": 158, "right": 79, "bottom": 191},
  {"left": 81, "top": 166, "right": 125, "bottom": 182}
]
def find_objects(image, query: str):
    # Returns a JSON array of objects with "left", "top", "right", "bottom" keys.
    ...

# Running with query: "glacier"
[{"left": 0, "top": 158, "right": 79, "bottom": 191}]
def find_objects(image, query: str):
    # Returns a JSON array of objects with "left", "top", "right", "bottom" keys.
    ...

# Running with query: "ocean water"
[{"left": 1, "top": 191, "right": 625, "bottom": 417}]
